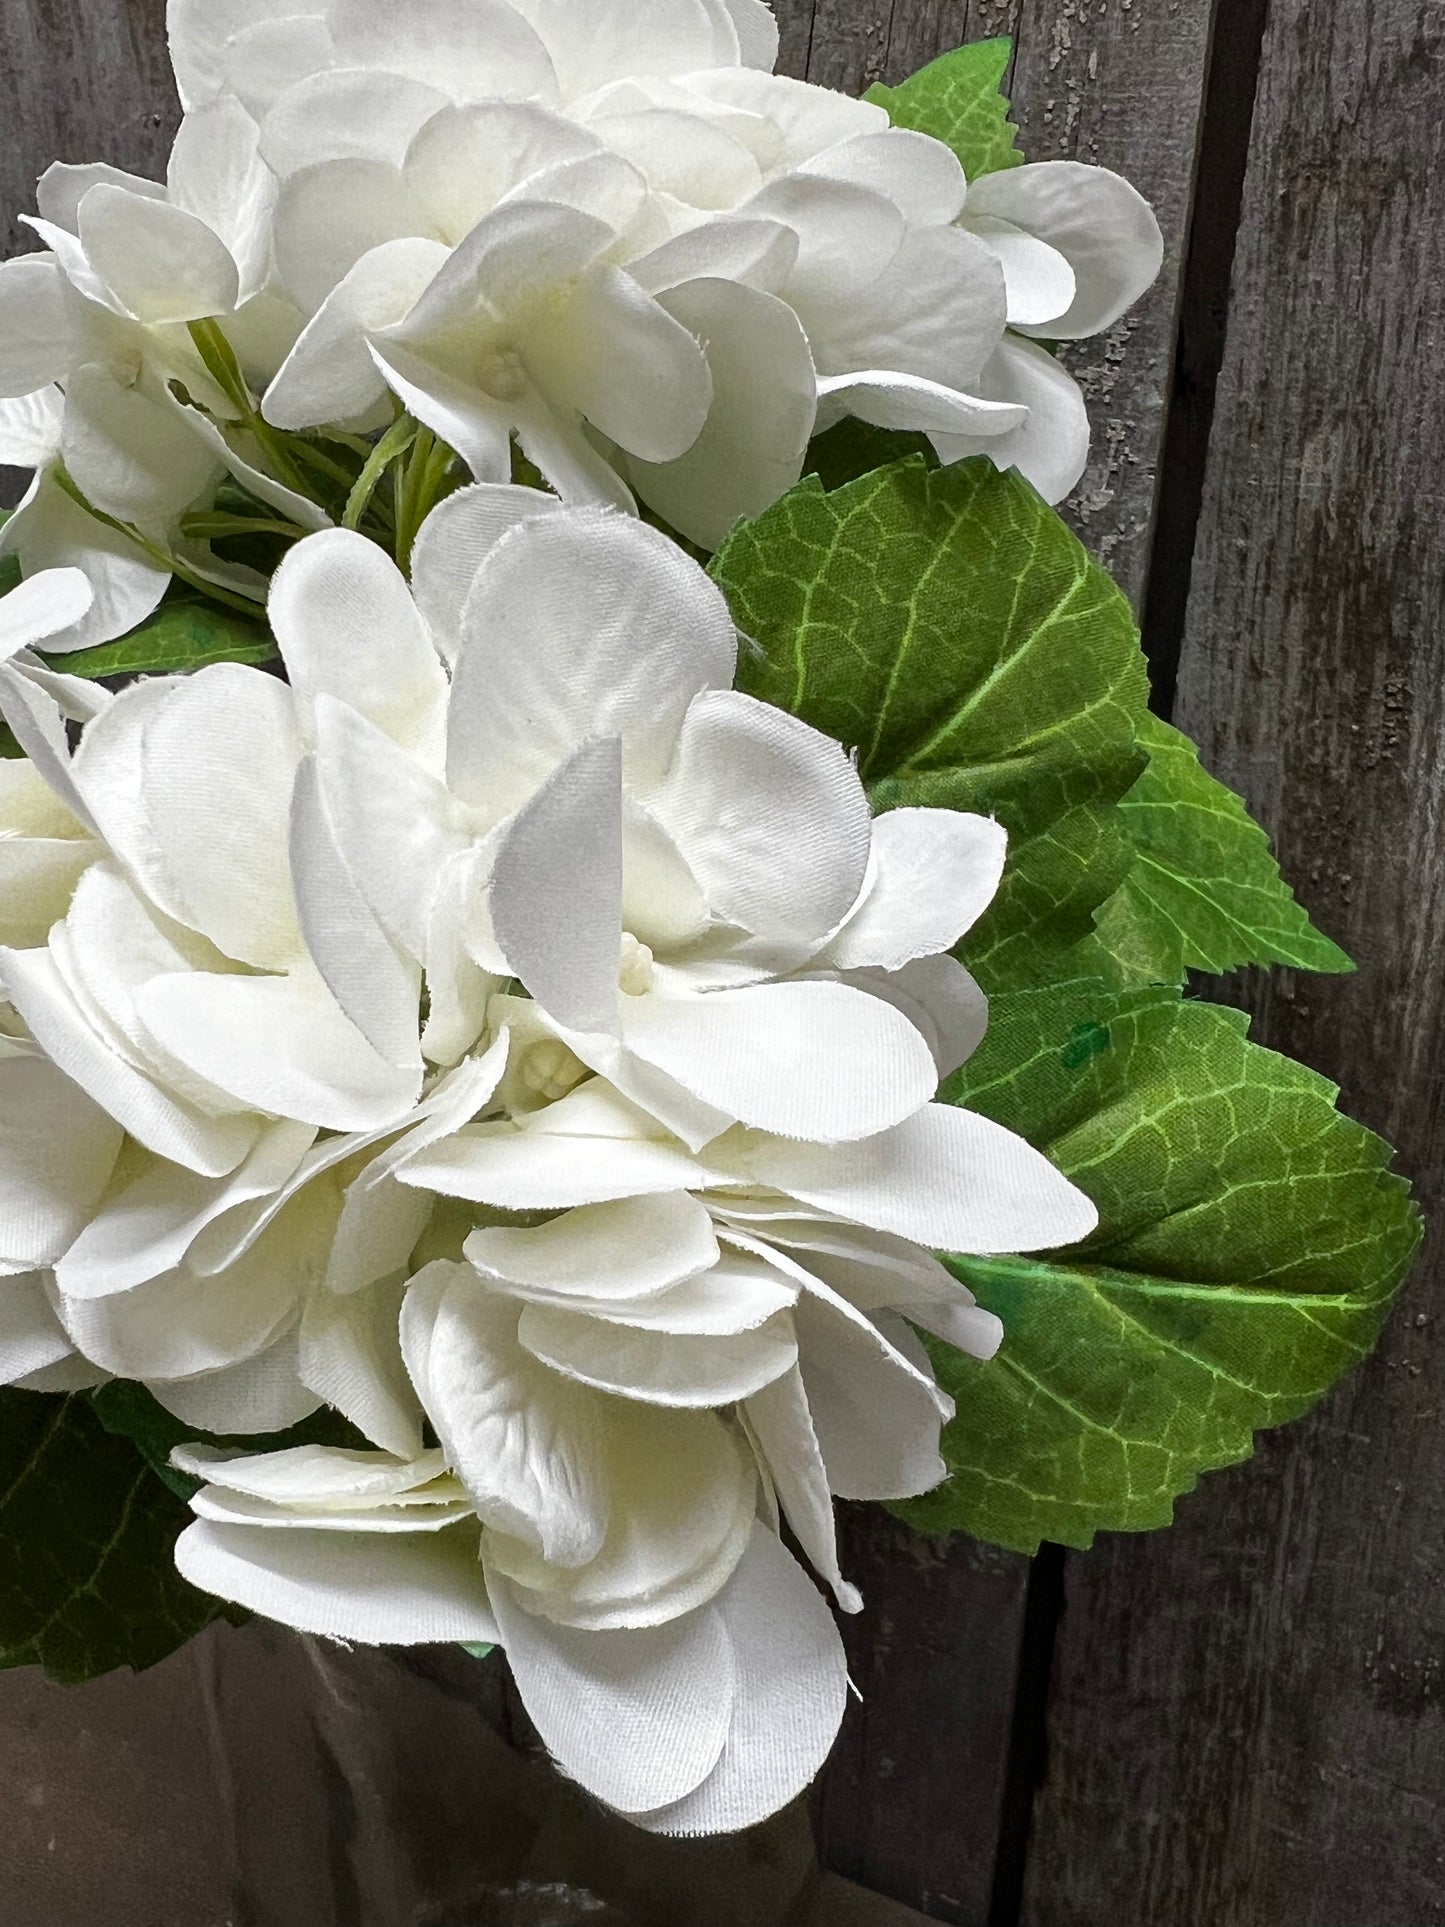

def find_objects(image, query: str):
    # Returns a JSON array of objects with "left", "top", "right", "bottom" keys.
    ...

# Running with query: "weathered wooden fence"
[{"left": 2, "top": 2, "right": 1442, "bottom": 1923}]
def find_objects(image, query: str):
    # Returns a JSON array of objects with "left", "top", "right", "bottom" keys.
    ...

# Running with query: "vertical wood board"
[{"left": 1026, "top": 1, "right": 1445, "bottom": 1920}]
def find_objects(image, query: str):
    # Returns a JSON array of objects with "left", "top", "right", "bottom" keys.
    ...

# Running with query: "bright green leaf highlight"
[
  {"left": 55, "top": 597, "right": 276, "bottom": 682},
  {"left": 711, "top": 457, "right": 1148, "bottom": 991},
  {"left": 866, "top": 36, "right": 1022, "bottom": 180},
  {"left": 895, "top": 981, "right": 1420, "bottom": 1553},
  {"left": 0, "top": 1392, "right": 230, "bottom": 1683},
  {"left": 1093, "top": 712, "right": 1354, "bottom": 981}
]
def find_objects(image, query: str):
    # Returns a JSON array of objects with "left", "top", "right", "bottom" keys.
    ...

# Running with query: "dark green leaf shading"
[
  {"left": 711, "top": 457, "right": 1148, "bottom": 990},
  {"left": 54, "top": 596, "right": 276, "bottom": 681},
  {"left": 895, "top": 981, "right": 1420, "bottom": 1553},
  {"left": 802, "top": 419, "right": 938, "bottom": 494},
  {"left": 866, "top": 36, "right": 1023, "bottom": 180},
  {"left": 0, "top": 1391, "right": 231, "bottom": 1683},
  {"left": 1093, "top": 712, "right": 1354, "bottom": 982}
]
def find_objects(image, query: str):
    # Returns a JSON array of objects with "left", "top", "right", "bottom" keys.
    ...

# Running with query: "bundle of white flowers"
[
  {"left": 0, "top": 497, "right": 1093, "bottom": 1829},
  {"left": 0, "top": 0, "right": 1419, "bottom": 1862},
  {"left": 0, "top": 0, "right": 1161, "bottom": 645}
]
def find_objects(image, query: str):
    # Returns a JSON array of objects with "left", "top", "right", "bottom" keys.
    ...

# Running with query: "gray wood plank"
[
  {"left": 1024, "top": 2, "right": 1445, "bottom": 1921},
  {"left": 0, "top": 0, "right": 177, "bottom": 260}
]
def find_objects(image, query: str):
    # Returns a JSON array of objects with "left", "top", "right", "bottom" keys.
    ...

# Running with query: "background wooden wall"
[{"left": 2, "top": 1, "right": 1442, "bottom": 1922}]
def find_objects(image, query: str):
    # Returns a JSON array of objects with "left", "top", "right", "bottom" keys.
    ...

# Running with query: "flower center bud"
[
  {"left": 518, "top": 1038, "right": 589, "bottom": 1103},
  {"left": 618, "top": 933, "right": 655, "bottom": 996}
]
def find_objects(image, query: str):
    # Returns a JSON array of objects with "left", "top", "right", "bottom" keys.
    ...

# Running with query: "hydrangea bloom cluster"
[
  {"left": 0, "top": 495, "right": 1093, "bottom": 1829},
  {"left": 0, "top": 0, "right": 1161, "bottom": 641}
]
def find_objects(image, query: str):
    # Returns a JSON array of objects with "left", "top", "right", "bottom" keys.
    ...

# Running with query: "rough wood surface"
[{"left": 1024, "top": 2, "right": 1445, "bottom": 1921}]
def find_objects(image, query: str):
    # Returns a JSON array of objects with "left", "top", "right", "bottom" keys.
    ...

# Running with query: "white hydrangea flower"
[
  {"left": 0, "top": 507, "right": 1094, "bottom": 1831},
  {"left": 171, "top": 1440, "right": 847, "bottom": 1834}
]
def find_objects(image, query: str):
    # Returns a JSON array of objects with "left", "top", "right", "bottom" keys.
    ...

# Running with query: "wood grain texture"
[
  {"left": 0, "top": 0, "right": 177, "bottom": 260},
  {"left": 1024, "top": 2, "right": 1445, "bottom": 1921}
]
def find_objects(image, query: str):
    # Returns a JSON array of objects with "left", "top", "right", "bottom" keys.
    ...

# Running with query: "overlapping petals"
[{"left": 0, "top": 500, "right": 1097, "bottom": 1828}]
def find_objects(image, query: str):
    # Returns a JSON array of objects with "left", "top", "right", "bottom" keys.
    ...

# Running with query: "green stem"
[
  {"left": 343, "top": 416, "right": 418, "bottom": 531},
  {"left": 394, "top": 425, "right": 437, "bottom": 572},
  {"left": 53, "top": 468, "right": 266, "bottom": 618},
  {"left": 180, "top": 512, "right": 312, "bottom": 542}
]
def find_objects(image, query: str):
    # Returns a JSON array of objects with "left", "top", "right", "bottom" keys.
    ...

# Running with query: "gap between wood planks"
[{"left": 988, "top": 4, "right": 1274, "bottom": 1923}]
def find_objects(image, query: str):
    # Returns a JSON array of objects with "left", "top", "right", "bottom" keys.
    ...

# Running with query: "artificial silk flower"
[
  {"left": 171, "top": 1438, "right": 847, "bottom": 1834},
  {"left": 942, "top": 161, "right": 1166, "bottom": 501}
]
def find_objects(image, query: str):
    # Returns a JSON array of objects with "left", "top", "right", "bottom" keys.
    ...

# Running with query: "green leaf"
[
  {"left": 1092, "top": 712, "right": 1354, "bottom": 982},
  {"left": 710, "top": 458, "right": 1149, "bottom": 991},
  {"left": 896, "top": 980, "right": 1421, "bottom": 1553},
  {"left": 54, "top": 596, "right": 275, "bottom": 681},
  {"left": 866, "top": 36, "right": 1023, "bottom": 179},
  {"left": 802, "top": 419, "right": 938, "bottom": 494},
  {"left": 0, "top": 1391, "right": 230, "bottom": 1682}
]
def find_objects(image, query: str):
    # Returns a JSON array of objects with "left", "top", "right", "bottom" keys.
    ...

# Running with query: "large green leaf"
[
  {"left": 896, "top": 981, "right": 1421, "bottom": 1553},
  {"left": 710, "top": 457, "right": 1148, "bottom": 990},
  {"left": 1092, "top": 712, "right": 1353, "bottom": 982},
  {"left": 54, "top": 595, "right": 275, "bottom": 681},
  {"left": 0, "top": 1391, "right": 231, "bottom": 1682},
  {"left": 866, "top": 36, "right": 1023, "bottom": 179}
]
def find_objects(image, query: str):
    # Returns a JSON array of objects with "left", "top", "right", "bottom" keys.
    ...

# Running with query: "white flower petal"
[
  {"left": 400, "top": 1260, "right": 609, "bottom": 1569},
  {"left": 56, "top": 1119, "right": 316, "bottom": 1300},
  {"left": 0, "top": 568, "right": 96, "bottom": 663},
  {"left": 136, "top": 970, "right": 424, "bottom": 1132},
  {"left": 401, "top": 1121, "right": 708, "bottom": 1210},
  {"left": 933, "top": 332, "right": 1093, "bottom": 506},
  {"left": 658, "top": 688, "right": 870, "bottom": 954},
  {"left": 799, "top": 128, "right": 966, "bottom": 226},
  {"left": 966, "top": 161, "right": 1164, "bottom": 339},
  {"left": 488, "top": 1573, "right": 734, "bottom": 1813},
  {"left": 311, "top": 694, "right": 469, "bottom": 961},
  {"left": 844, "top": 955, "right": 989, "bottom": 1081},
  {"left": 299, "top": 1277, "right": 426, "bottom": 1460},
  {"left": 0, "top": 256, "right": 73, "bottom": 396},
  {"left": 327, "top": 0, "right": 557, "bottom": 100},
  {"left": 36, "top": 161, "right": 166, "bottom": 232},
  {"left": 518, "top": 1302, "right": 796, "bottom": 1406},
  {"left": 966, "top": 216, "right": 1076, "bottom": 330},
  {"left": 465, "top": 1191, "right": 718, "bottom": 1302},
  {"left": 524, "top": 264, "right": 713, "bottom": 465},
  {"left": 0, "top": 1273, "right": 79, "bottom": 1384},
  {"left": 0, "top": 385, "right": 64, "bottom": 468},
  {"left": 58, "top": 1191, "right": 326, "bottom": 1381},
  {"left": 403, "top": 99, "right": 601, "bottom": 245},
  {"left": 745, "top": 1365, "right": 860, "bottom": 1612},
  {"left": 632, "top": 1524, "right": 848, "bottom": 1835},
  {"left": 746, "top": 1101, "right": 1100, "bottom": 1253},
  {"left": 264, "top": 238, "right": 450, "bottom": 428},
  {"left": 149, "top": 1329, "right": 322, "bottom": 1433},
  {"left": 624, "top": 978, "right": 938, "bottom": 1142},
  {"left": 823, "top": 808, "right": 1008, "bottom": 972},
  {"left": 262, "top": 70, "right": 451, "bottom": 177},
  {"left": 0, "top": 477, "right": 170, "bottom": 649},
  {"left": 175, "top": 1516, "right": 499, "bottom": 1644},
  {"left": 167, "top": 0, "right": 318, "bottom": 110},
  {"left": 77, "top": 184, "right": 241, "bottom": 325},
  {"left": 624, "top": 276, "right": 816, "bottom": 550},
  {"left": 449, "top": 509, "right": 736, "bottom": 816},
  {"left": 273, "top": 529, "right": 447, "bottom": 758},
  {"left": 61, "top": 365, "right": 224, "bottom": 528},
  {"left": 486, "top": 1400, "right": 754, "bottom": 1632},
  {"left": 0, "top": 942, "right": 260, "bottom": 1176},
  {"left": 223, "top": 16, "right": 335, "bottom": 121},
  {"left": 274, "top": 158, "right": 432, "bottom": 317},
  {"left": 167, "top": 96, "right": 278, "bottom": 300},
  {"left": 0, "top": 1051, "right": 122, "bottom": 1269},
  {"left": 410, "top": 482, "right": 563, "bottom": 667}
]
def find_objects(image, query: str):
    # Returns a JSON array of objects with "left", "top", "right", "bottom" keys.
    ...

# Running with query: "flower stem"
[
  {"left": 53, "top": 467, "right": 267, "bottom": 618},
  {"left": 343, "top": 416, "right": 418, "bottom": 532}
]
